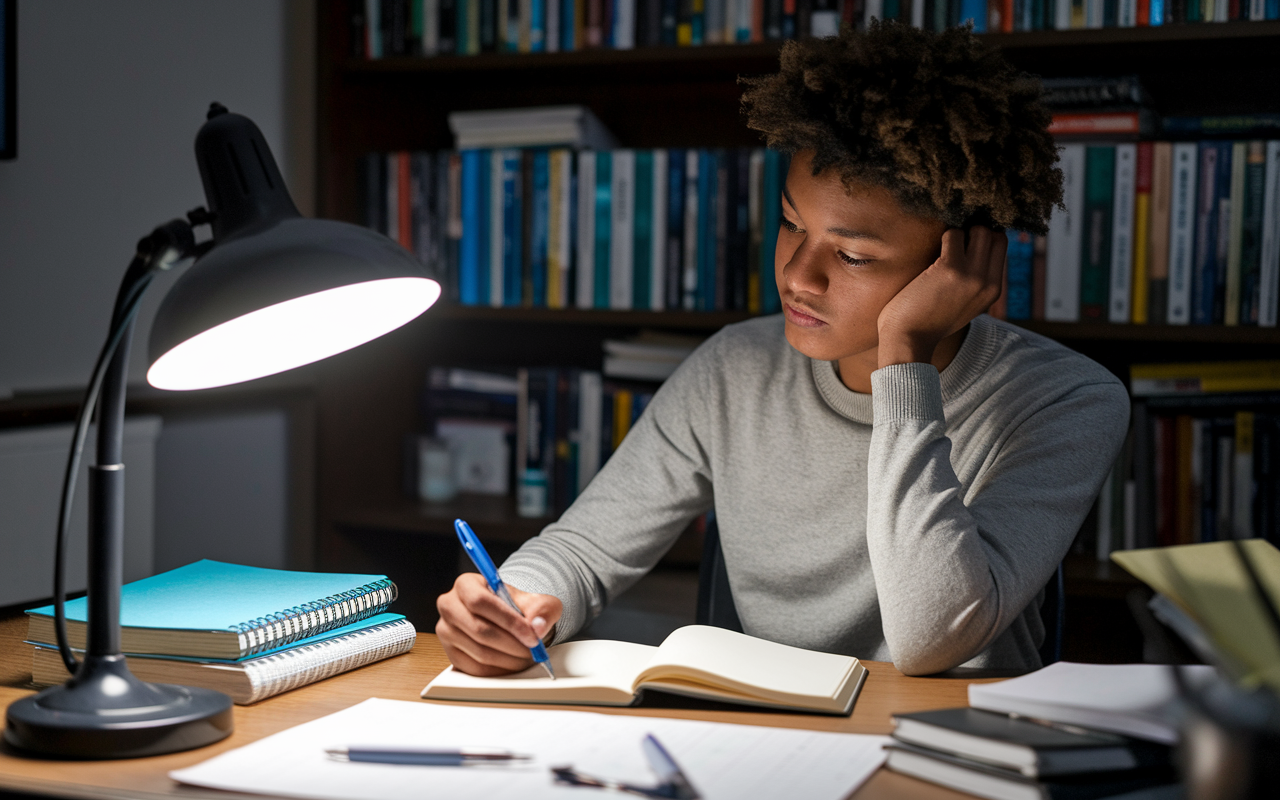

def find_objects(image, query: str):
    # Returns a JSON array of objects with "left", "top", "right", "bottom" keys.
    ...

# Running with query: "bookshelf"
[{"left": 312, "top": 4, "right": 1280, "bottom": 649}]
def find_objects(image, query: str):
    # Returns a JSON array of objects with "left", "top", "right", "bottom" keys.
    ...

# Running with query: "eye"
[
  {"left": 780, "top": 217, "right": 802, "bottom": 234},
  {"left": 838, "top": 252, "right": 871, "bottom": 267}
]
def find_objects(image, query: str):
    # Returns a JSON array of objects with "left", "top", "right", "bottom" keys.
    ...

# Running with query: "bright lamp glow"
[{"left": 147, "top": 277, "right": 440, "bottom": 390}]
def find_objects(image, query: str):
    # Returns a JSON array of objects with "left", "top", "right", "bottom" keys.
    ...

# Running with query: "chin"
[{"left": 783, "top": 322, "right": 873, "bottom": 363}]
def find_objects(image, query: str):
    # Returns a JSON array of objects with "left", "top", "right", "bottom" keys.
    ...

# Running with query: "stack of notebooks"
[
  {"left": 26, "top": 560, "right": 417, "bottom": 704},
  {"left": 885, "top": 661, "right": 1213, "bottom": 800}
]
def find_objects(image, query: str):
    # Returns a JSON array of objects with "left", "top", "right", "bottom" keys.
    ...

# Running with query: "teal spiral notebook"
[{"left": 26, "top": 560, "right": 397, "bottom": 660}]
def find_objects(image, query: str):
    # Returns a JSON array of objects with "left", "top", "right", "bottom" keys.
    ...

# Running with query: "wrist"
[{"left": 876, "top": 329, "right": 939, "bottom": 369}]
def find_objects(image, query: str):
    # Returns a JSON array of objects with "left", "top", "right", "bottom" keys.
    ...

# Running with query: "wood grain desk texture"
[{"left": 0, "top": 614, "right": 994, "bottom": 800}]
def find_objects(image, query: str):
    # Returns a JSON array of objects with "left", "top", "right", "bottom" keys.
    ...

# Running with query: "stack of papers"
[{"left": 171, "top": 698, "right": 888, "bottom": 800}]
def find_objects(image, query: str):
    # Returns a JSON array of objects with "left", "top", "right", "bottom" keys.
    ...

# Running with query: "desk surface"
[{"left": 0, "top": 613, "right": 988, "bottom": 800}]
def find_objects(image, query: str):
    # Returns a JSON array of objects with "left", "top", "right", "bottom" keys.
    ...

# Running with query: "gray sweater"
[{"left": 499, "top": 314, "right": 1129, "bottom": 674}]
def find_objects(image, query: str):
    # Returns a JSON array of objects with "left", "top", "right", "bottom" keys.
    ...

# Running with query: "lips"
[{"left": 784, "top": 302, "right": 827, "bottom": 329}]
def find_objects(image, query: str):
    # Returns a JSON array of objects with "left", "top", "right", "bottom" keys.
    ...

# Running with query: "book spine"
[
  {"left": 563, "top": 0, "right": 576, "bottom": 47},
  {"left": 1260, "top": 140, "right": 1280, "bottom": 327},
  {"left": 1046, "top": 143, "right": 1085, "bottom": 322},
  {"left": 385, "top": 153, "right": 400, "bottom": 243},
  {"left": 666, "top": 149, "right": 686, "bottom": 311},
  {"left": 576, "top": 151, "right": 596, "bottom": 308},
  {"left": 698, "top": 150, "right": 718, "bottom": 311},
  {"left": 1240, "top": 141, "right": 1267, "bottom": 325},
  {"left": 611, "top": 150, "right": 635, "bottom": 310},
  {"left": 531, "top": 150, "right": 550, "bottom": 307},
  {"left": 1131, "top": 142, "right": 1152, "bottom": 323},
  {"left": 633, "top": 150, "right": 654, "bottom": 311},
  {"left": 1192, "top": 142, "right": 1219, "bottom": 326},
  {"left": 489, "top": 150, "right": 504, "bottom": 306},
  {"left": 522, "top": 150, "right": 535, "bottom": 304},
  {"left": 443, "top": 151, "right": 461, "bottom": 302},
  {"left": 236, "top": 579, "right": 399, "bottom": 658},
  {"left": 502, "top": 150, "right": 523, "bottom": 306},
  {"left": 651, "top": 150, "right": 668, "bottom": 312},
  {"left": 547, "top": 150, "right": 563, "bottom": 308},
  {"left": 547, "top": 0, "right": 560, "bottom": 50},
  {"left": 1080, "top": 145, "right": 1115, "bottom": 320},
  {"left": 594, "top": 151, "right": 613, "bottom": 309},
  {"left": 683, "top": 149, "right": 700, "bottom": 310},
  {"left": 459, "top": 151, "right": 482, "bottom": 305},
  {"left": 1234, "top": 411, "right": 1254, "bottom": 538},
  {"left": 1167, "top": 142, "right": 1198, "bottom": 325},
  {"left": 1224, "top": 142, "right": 1245, "bottom": 326},
  {"left": 1110, "top": 143, "right": 1136, "bottom": 323},
  {"left": 615, "top": 0, "right": 636, "bottom": 46},
  {"left": 662, "top": 0, "right": 680, "bottom": 42},
  {"left": 747, "top": 149, "right": 764, "bottom": 314},
  {"left": 761, "top": 149, "right": 783, "bottom": 315},
  {"left": 1149, "top": 141, "right": 1173, "bottom": 324},
  {"left": 714, "top": 150, "right": 729, "bottom": 311},
  {"left": 1006, "top": 230, "right": 1034, "bottom": 320}
]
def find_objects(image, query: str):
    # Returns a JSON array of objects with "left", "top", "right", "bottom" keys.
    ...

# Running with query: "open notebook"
[{"left": 422, "top": 625, "right": 868, "bottom": 715}]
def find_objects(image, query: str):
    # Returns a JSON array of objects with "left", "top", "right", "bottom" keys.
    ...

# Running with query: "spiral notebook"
[
  {"left": 32, "top": 615, "right": 416, "bottom": 704},
  {"left": 25, "top": 560, "right": 398, "bottom": 660}
]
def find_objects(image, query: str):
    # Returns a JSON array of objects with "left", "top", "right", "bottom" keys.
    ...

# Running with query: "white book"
[
  {"left": 576, "top": 151, "right": 596, "bottom": 309},
  {"left": 577, "top": 371, "right": 602, "bottom": 494},
  {"left": 1109, "top": 144, "right": 1136, "bottom": 323},
  {"left": 1250, "top": 0, "right": 1266, "bottom": 19},
  {"left": 1118, "top": 0, "right": 1136, "bottom": 25},
  {"left": 910, "top": 0, "right": 925, "bottom": 28},
  {"left": 736, "top": 0, "right": 754, "bottom": 40},
  {"left": 1055, "top": 0, "right": 1071, "bottom": 29},
  {"left": 490, "top": 150, "right": 506, "bottom": 308},
  {"left": 969, "top": 662, "right": 1215, "bottom": 745},
  {"left": 614, "top": 0, "right": 636, "bottom": 48},
  {"left": 683, "top": 150, "right": 700, "bottom": 311},
  {"left": 1226, "top": 142, "right": 1247, "bottom": 325},
  {"left": 1215, "top": 0, "right": 1228, "bottom": 20},
  {"left": 610, "top": 150, "right": 635, "bottom": 310},
  {"left": 1045, "top": 144, "right": 1084, "bottom": 322},
  {"left": 546, "top": 0, "right": 560, "bottom": 52},
  {"left": 1167, "top": 142, "right": 1199, "bottom": 325},
  {"left": 651, "top": 150, "right": 669, "bottom": 312},
  {"left": 1260, "top": 140, "right": 1280, "bottom": 327},
  {"left": 864, "top": 0, "right": 883, "bottom": 27},
  {"left": 423, "top": 0, "right": 439, "bottom": 55}
]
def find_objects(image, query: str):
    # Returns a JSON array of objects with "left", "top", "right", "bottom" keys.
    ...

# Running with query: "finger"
[
  {"left": 964, "top": 226, "right": 998, "bottom": 271},
  {"left": 456, "top": 577, "right": 545, "bottom": 649},
  {"left": 438, "top": 620, "right": 531, "bottom": 676},
  {"left": 508, "top": 589, "right": 563, "bottom": 637},
  {"left": 439, "top": 581, "right": 538, "bottom": 659},
  {"left": 436, "top": 617, "right": 534, "bottom": 673},
  {"left": 986, "top": 230, "right": 1009, "bottom": 287},
  {"left": 938, "top": 228, "right": 966, "bottom": 268}
]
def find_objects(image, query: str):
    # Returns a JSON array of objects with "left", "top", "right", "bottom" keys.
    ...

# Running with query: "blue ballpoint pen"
[
  {"left": 326, "top": 746, "right": 533, "bottom": 766},
  {"left": 454, "top": 518, "right": 556, "bottom": 680}
]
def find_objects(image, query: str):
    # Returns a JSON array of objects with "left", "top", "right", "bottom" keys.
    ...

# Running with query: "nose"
[{"left": 779, "top": 237, "right": 828, "bottom": 297}]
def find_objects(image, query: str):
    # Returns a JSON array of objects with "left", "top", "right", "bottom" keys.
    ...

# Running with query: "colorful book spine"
[
  {"left": 1080, "top": 145, "right": 1115, "bottom": 320},
  {"left": 683, "top": 149, "right": 700, "bottom": 310},
  {"left": 1149, "top": 141, "right": 1173, "bottom": 324},
  {"left": 547, "top": 149, "right": 565, "bottom": 308},
  {"left": 633, "top": 150, "right": 654, "bottom": 311},
  {"left": 666, "top": 149, "right": 686, "bottom": 311},
  {"left": 501, "top": 149, "right": 523, "bottom": 306},
  {"left": 531, "top": 149, "right": 550, "bottom": 307},
  {"left": 1240, "top": 141, "right": 1267, "bottom": 324},
  {"left": 1132, "top": 142, "right": 1153, "bottom": 324},
  {"left": 594, "top": 150, "right": 613, "bottom": 309},
  {"left": 459, "top": 150, "right": 484, "bottom": 305},
  {"left": 1225, "top": 141, "right": 1247, "bottom": 326},
  {"left": 576, "top": 150, "right": 596, "bottom": 308},
  {"left": 1006, "top": 230, "right": 1035, "bottom": 320},
  {"left": 1191, "top": 142, "right": 1221, "bottom": 325},
  {"left": 1109, "top": 144, "right": 1136, "bottom": 323}
]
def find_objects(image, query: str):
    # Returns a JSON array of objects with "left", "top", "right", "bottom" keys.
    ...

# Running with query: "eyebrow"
[{"left": 781, "top": 182, "right": 886, "bottom": 243}]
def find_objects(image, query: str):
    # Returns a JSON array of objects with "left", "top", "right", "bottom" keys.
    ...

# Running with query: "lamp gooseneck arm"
[{"left": 51, "top": 218, "right": 203, "bottom": 674}]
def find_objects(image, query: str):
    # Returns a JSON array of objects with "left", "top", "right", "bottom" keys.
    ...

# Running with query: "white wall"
[{"left": 0, "top": 0, "right": 292, "bottom": 398}]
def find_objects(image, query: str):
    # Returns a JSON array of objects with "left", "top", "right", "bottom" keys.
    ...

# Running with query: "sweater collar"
[{"left": 809, "top": 315, "right": 1002, "bottom": 425}]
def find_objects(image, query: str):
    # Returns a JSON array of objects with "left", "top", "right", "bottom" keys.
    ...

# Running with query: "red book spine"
[
  {"left": 1002, "top": 0, "right": 1014, "bottom": 31},
  {"left": 1137, "top": 0, "right": 1150, "bottom": 23},
  {"left": 753, "top": 0, "right": 764, "bottom": 40}
]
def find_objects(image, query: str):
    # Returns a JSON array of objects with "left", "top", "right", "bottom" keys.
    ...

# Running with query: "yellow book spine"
[
  {"left": 547, "top": 151, "right": 562, "bottom": 309},
  {"left": 612, "top": 390, "right": 633, "bottom": 452},
  {"left": 1132, "top": 192, "right": 1150, "bottom": 324}
]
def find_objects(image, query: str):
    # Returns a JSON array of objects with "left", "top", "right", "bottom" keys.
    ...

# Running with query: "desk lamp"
[{"left": 4, "top": 104, "right": 440, "bottom": 758}]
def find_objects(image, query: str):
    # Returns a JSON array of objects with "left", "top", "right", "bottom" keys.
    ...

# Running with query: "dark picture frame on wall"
[{"left": 1, "top": 0, "right": 15, "bottom": 160}]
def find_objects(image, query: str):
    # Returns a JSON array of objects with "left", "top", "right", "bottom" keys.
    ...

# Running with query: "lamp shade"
[{"left": 147, "top": 104, "right": 439, "bottom": 391}]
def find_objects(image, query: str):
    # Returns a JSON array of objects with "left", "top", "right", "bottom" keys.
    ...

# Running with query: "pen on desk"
[
  {"left": 454, "top": 518, "right": 556, "bottom": 680},
  {"left": 326, "top": 746, "right": 533, "bottom": 766}
]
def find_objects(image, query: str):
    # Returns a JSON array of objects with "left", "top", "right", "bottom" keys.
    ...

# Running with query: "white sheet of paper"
[{"left": 171, "top": 698, "right": 889, "bottom": 800}]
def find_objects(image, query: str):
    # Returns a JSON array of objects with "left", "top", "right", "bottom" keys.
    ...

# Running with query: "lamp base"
[{"left": 4, "top": 654, "right": 233, "bottom": 759}]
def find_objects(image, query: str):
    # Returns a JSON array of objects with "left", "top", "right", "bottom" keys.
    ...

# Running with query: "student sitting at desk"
[{"left": 436, "top": 22, "right": 1129, "bottom": 677}]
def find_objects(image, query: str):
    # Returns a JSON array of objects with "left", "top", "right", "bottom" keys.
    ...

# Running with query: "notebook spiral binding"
[{"left": 234, "top": 579, "right": 399, "bottom": 657}]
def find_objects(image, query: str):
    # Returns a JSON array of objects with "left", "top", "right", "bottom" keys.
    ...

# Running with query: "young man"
[{"left": 436, "top": 23, "right": 1129, "bottom": 676}]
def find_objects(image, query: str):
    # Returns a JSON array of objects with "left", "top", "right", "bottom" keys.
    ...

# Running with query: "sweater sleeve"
[
  {"left": 498, "top": 354, "right": 717, "bottom": 643},
  {"left": 866, "top": 362, "right": 1129, "bottom": 675}
]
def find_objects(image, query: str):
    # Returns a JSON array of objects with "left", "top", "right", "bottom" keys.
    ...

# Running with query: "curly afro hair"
[{"left": 740, "top": 21, "right": 1062, "bottom": 235}]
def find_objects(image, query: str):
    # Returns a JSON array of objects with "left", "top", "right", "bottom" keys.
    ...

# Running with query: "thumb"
[{"left": 510, "top": 589, "right": 563, "bottom": 640}]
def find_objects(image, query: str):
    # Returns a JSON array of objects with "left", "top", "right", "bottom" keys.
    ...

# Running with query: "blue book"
[
  {"left": 666, "top": 149, "right": 686, "bottom": 311},
  {"left": 26, "top": 560, "right": 398, "bottom": 661},
  {"left": 456, "top": 0, "right": 469, "bottom": 54},
  {"left": 477, "top": 150, "right": 491, "bottom": 304},
  {"left": 960, "top": 0, "right": 987, "bottom": 29},
  {"left": 531, "top": 0, "right": 546, "bottom": 51},
  {"left": 594, "top": 152, "right": 613, "bottom": 309},
  {"left": 1149, "top": 0, "right": 1164, "bottom": 23},
  {"left": 1006, "top": 231, "right": 1035, "bottom": 320},
  {"left": 1270, "top": 0, "right": 1279, "bottom": 19},
  {"left": 633, "top": 150, "right": 655, "bottom": 311},
  {"left": 760, "top": 150, "right": 784, "bottom": 315},
  {"left": 531, "top": 150, "right": 550, "bottom": 308},
  {"left": 1192, "top": 141, "right": 1220, "bottom": 326},
  {"left": 562, "top": 0, "right": 576, "bottom": 49},
  {"left": 459, "top": 150, "right": 483, "bottom": 305},
  {"left": 698, "top": 150, "right": 716, "bottom": 311},
  {"left": 502, "top": 150, "right": 523, "bottom": 307}
]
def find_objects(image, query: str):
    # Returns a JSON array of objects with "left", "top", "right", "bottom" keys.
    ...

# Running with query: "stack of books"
[
  {"left": 27, "top": 560, "right": 417, "bottom": 705},
  {"left": 885, "top": 661, "right": 1212, "bottom": 799}
]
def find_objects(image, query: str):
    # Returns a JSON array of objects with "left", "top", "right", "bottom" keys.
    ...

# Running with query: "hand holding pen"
[{"left": 435, "top": 519, "right": 562, "bottom": 678}]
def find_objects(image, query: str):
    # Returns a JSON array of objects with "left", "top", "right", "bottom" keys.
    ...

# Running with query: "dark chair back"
[{"left": 1039, "top": 562, "right": 1065, "bottom": 666}]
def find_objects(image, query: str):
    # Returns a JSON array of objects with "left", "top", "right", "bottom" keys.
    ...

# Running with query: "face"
[{"left": 776, "top": 151, "right": 949, "bottom": 364}]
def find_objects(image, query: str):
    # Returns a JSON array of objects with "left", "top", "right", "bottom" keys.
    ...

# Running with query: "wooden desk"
[{"left": 0, "top": 614, "right": 988, "bottom": 800}]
